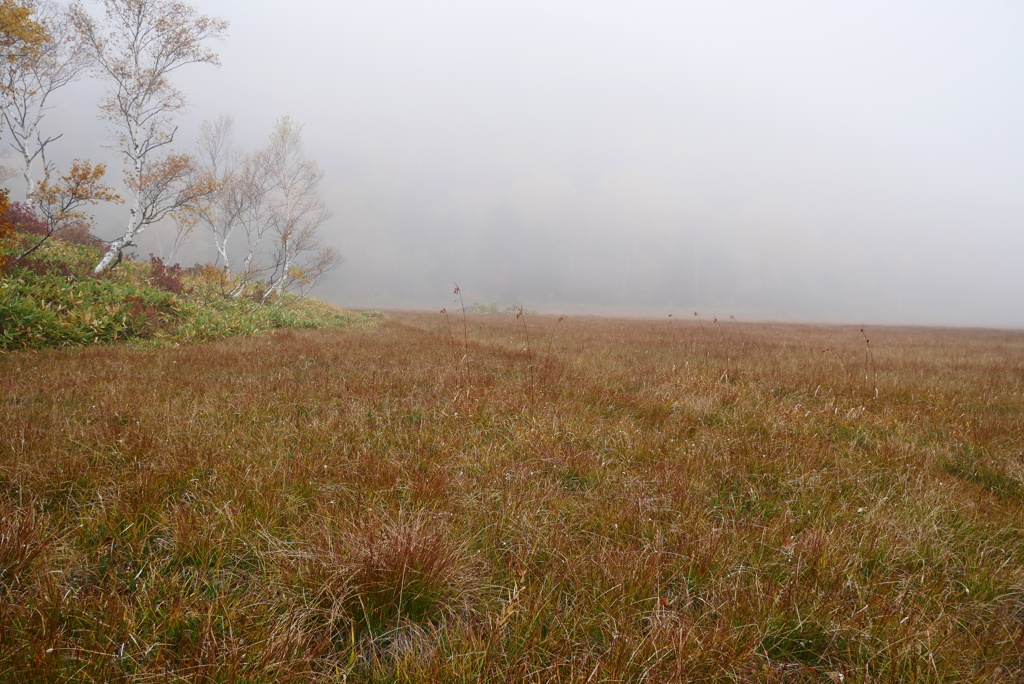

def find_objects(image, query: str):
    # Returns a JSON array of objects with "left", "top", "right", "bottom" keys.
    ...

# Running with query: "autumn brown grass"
[{"left": 1, "top": 313, "right": 1023, "bottom": 681}]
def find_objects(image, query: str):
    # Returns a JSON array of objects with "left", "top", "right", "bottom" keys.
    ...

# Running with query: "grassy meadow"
[{"left": 1, "top": 311, "right": 1023, "bottom": 681}]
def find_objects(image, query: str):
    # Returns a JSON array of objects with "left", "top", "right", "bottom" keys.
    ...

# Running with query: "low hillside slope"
[{"left": 1, "top": 234, "right": 377, "bottom": 350}]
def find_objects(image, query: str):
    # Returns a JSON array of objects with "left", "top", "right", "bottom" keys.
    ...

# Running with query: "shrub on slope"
[{"left": 0, "top": 233, "right": 374, "bottom": 351}]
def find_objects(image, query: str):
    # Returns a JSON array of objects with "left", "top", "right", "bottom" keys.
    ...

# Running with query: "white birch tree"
[
  {"left": 192, "top": 114, "right": 272, "bottom": 290},
  {"left": 70, "top": 0, "right": 226, "bottom": 274},
  {"left": 260, "top": 116, "right": 333, "bottom": 301},
  {"left": 227, "top": 149, "right": 274, "bottom": 294},
  {"left": 1, "top": 0, "right": 89, "bottom": 197},
  {"left": 190, "top": 115, "right": 341, "bottom": 300}
]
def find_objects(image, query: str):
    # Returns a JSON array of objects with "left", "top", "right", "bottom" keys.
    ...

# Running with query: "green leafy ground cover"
[{"left": 0, "top": 234, "right": 378, "bottom": 350}]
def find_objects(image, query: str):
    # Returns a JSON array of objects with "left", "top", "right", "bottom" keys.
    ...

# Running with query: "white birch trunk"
[
  {"left": 94, "top": 159, "right": 143, "bottom": 274},
  {"left": 21, "top": 147, "right": 36, "bottom": 199},
  {"left": 214, "top": 232, "right": 231, "bottom": 273}
]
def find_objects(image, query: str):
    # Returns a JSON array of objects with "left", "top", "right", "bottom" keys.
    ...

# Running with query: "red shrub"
[
  {"left": 148, "top": 254, "right": 185, "bottom": 294},
  {"left": 3, "top": 201, "right": 47, "bottom": 236}
]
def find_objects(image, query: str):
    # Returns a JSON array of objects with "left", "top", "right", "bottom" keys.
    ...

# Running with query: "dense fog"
[{"left": 25, "top": 1, "right": 1024, "bottom": 327}]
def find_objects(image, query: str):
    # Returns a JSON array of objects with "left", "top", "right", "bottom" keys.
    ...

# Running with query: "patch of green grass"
[{"left": 0, "top": 232, "right": 379, "bottom": 351}]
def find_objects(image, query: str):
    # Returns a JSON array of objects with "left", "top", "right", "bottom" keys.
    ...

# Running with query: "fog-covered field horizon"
[{"left": 17, "top": 1, "right": 1024, "bottom": 329}]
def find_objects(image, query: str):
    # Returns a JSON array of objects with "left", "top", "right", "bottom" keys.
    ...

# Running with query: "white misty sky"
[{"left": 29, "top": 1, "right": 1024, "bottom": 326}]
